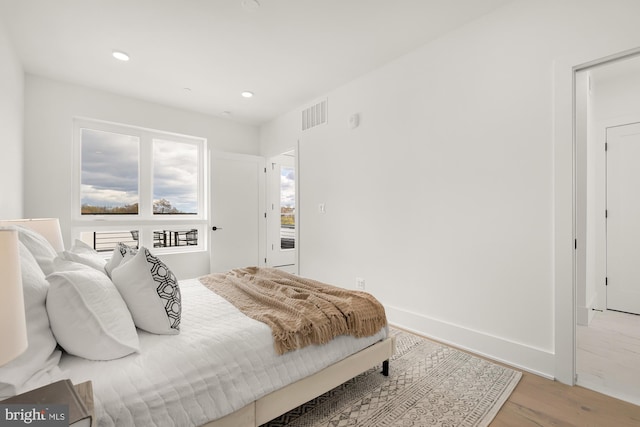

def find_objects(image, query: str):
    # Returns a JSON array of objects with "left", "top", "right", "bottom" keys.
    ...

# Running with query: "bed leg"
[{"left": 382, "top": 360, "right": 389, "bottom": 376}]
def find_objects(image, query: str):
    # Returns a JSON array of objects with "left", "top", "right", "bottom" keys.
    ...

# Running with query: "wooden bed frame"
[
  {"left": 4, "top": 218, "right": 395, "bottom": 427},
  {"left": 206, "top": 335, "right": 395, "bottom": 427}
]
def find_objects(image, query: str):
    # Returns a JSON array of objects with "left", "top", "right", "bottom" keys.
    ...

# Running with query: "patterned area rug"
[{"left": 263, "top": 328, "right": 522, "bottom": 427}]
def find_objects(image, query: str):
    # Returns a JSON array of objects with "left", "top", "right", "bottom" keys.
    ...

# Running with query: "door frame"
[
  {"left": 555, "top": 45, "right": 640, "bottom": 385},
  {"left": 266, "top": 148, "right": 298, "bottom": 270}
]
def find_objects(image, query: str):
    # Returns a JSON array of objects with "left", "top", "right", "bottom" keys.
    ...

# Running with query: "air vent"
[{"left": 302, "top": 99, "right": 328, "bottom": 131}]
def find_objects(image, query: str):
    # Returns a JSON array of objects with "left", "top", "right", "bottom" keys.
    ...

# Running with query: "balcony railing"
[
  {"left": 92, "top": 229, "right": 198, "bottom": 253},
  {"left": 92, "top": 231, "right": 138, "bottom": 253},
  {"left": 280, "top": 224, "right": 295, "bottom": 249}
]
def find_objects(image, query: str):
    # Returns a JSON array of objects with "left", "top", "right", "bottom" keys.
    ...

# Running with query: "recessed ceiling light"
[
  {"left": 221, "top": 111, "right": 231, "bottom": 117},
  {"left": 112, "top": 50, "right": 130, "bottom": 61},
  {"left": 183, "top": 87, "right": 192, "bottom": 92},
  {"left": 241, "top": 91, "right": 254, "bottom": 98}
]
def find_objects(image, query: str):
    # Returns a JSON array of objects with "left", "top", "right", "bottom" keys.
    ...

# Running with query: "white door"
[
  {"left": 210, "top": 152, "right": 265, "bottom": 273},
  {"left": 606, "top": 122, "right": 640, "bottom": 314},
  {"left": 267, "top": 151, "right": 297, "bottom": 271}
]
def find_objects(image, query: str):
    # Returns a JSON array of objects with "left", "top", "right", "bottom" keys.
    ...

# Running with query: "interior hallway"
[{"left": 577, "top": 309, "right": 640, "bottom": 406}]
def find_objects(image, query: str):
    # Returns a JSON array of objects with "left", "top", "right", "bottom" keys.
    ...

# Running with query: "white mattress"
[{"left": 58, "top": 278, "right": 387, "bottom": 427}]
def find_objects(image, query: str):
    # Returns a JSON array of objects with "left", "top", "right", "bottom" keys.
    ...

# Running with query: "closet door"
[
  {"left": 210, "top": 152, "right": 265, "bottom": 273},
  {"left": 606, "top": 122, "right": 640, "bottom": 314}
]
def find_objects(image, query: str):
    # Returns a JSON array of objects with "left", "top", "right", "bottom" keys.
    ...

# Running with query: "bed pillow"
[
  {"left": 15, "top": 225, "right": 58, "bottom": 275},
  {"left": 60, "top": 239, "right": 107, "bottom": 273},
  {"left": 111, "top": 247, "right": 181, "bottom": 335},
  {"left": 46, "top": 260, "right": 140, "bottom": 360},
  {"left": 104, "top": 242, "right": 137, "bottom": 277},
  {"left": 0, "top": 242, "right": 63, "bottom": 399}
]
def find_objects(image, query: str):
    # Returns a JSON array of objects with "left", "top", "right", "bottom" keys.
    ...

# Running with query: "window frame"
[{"left": 71, "top": 117, "right": 209, "bottom": 254}]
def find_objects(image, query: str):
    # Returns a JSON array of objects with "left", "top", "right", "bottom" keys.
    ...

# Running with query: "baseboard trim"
[{"left": 386, "top": 305, "right": 555, "bottom": 380}]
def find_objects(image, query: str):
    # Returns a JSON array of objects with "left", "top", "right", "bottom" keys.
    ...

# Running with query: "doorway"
[
  {"left": 575, "top": 53, "right": 640, "bottom": 405},
  {"left": 266, "top": 149, "right": 298, "bottom": 273}
]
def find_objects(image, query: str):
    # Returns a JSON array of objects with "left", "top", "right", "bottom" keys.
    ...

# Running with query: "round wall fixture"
[
  {"left": 112, "top": 50, "right": 130, "bottom": 61},
  {"left": 241, "top": 0, "right": 260, "bottom": 11}
]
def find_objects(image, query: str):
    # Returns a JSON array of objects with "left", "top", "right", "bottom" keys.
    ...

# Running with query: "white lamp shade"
[
  {"left": 0, "top": 229, "right": 28, "bottom": 366},
  {"left": 0, "top": 218, "right": 64, "bottom": 252}
]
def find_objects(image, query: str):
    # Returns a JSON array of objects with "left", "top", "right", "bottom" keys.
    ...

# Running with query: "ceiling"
[{"left": 0, "top": 0, "right": 512, "bottom": 125}]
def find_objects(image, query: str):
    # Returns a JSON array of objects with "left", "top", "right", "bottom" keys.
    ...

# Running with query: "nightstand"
[{"left": 73, "top": 381, "right": 95, "bottom": 427}]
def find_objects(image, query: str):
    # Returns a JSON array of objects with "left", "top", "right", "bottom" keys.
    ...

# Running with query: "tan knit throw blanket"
[{"left": 199, "top": 267, "right": 387, "bottom": 355}]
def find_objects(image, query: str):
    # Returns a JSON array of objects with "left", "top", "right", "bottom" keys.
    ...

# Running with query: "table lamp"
[{"left": 0, "top": 229, "right": 28, "bottom": 366}]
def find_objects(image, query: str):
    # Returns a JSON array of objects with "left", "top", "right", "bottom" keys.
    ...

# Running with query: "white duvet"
[{"left": 58, "top": 278, "right": 387, "bottom": 427}]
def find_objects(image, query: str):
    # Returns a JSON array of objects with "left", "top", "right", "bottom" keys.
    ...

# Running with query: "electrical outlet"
[{"left": 356, "top": 277, "right": 365, "bottom": 290}]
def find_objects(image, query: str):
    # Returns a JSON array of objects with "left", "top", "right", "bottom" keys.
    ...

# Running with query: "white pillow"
[
  {"left": 111, "top": 247, "right": 181, "bottom": 335},
  {"left": 0, "top": 242, "right": 63, "bottom": 399},
  {"left": 104, "top": 242, "right": 137, "bottom": 277},
  {"left": 46, "top": 260, "right": 140, "bottom": 360},
  {"left": 15, "top": 225, "right": 57, "bottom": 275},
  {"left": 60, "top": 239, "right": 107, "bottom": 273}
]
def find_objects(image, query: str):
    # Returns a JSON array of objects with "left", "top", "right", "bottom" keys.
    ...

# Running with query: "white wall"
[
  {"left": 0, "top": 21, "right": 24, "bottom": 219},
  {"left": 24, "top": 75, "right": 260, "bottom": 278},
  {"left": 261, "top": 0, "right": 640, "bottom": 378}
]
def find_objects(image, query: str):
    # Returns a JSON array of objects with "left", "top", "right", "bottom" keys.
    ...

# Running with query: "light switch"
[{"left": 319, "top": 203, "right": 326, "bottom": 214}]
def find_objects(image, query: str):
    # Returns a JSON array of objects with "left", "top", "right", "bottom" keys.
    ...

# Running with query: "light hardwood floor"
[
  {"left": 491, "top": 371, "right": 640, "bottom": 426},
  {"left": 490, "top": 309, "right": 640, "bottom": 426},
  {"left": 577, "top": 309, "right": 640, "bottom": 406}
]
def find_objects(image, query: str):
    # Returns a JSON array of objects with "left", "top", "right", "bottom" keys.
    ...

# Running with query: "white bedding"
[{"left": 58, "top": 278, "right": 388, "bottom": 427}]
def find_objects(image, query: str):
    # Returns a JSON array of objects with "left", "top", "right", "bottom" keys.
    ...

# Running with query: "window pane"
[
  {"left": 152, "top": 228, "right": 199, "bottom": 247},
  {"left": 81, "top": 129, "right": 139, "bottom": 215},
  {"left": 280, "top": 166, "right": 295, "bottom": 249},
  {"left": 153, "top": 140, "right": 198, "bottom": 215},
  {"left": 80, "top": 230, "right": 139, "bottom": 252}
]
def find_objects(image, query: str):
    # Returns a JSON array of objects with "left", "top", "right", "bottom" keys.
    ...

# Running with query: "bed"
[{"left": 0, "top": 219, "right": 395, "bottom": 427}]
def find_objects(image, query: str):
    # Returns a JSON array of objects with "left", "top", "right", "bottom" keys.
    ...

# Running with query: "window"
[{"left": 72, "top": 118, "right": 208, "bottom": 253}]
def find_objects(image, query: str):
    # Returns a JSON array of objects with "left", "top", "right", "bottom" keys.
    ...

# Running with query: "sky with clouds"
[
  {"left": 280, "top": 166, "right": 296, "bottom": 208},
  {"left": 153, "top": 139, "right": 198, "bottom": 213},
  {"left": 280, "top": 166, "right": 295, "bottom": 208},
  {"left": 81, "top": 129, "right": 198, "bottom": 213}
]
